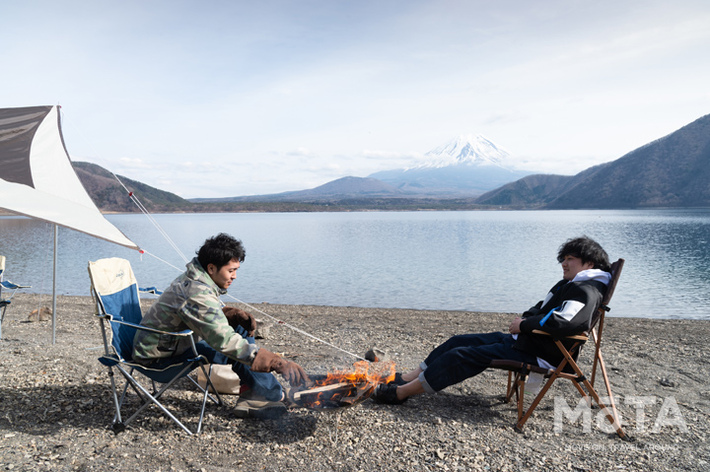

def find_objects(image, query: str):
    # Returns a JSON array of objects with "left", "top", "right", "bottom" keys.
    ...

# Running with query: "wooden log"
[{"left": 292, "top": 382, "right": 350, "bottom": 401}]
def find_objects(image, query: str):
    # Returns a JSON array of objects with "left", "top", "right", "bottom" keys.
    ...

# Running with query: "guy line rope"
[{"left": 112, "top": 173, "right": 365, "bottom": 362}]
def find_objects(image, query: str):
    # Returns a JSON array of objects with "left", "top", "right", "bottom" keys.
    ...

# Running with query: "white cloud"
[
  {"left": 117, "top": 157, "right": 153, "bottom": 169},
  {"left": 2, "top": 0, "right": 709, "bottom": 198}
]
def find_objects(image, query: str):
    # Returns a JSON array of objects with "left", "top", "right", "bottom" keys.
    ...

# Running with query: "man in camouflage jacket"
[{"left": 133, "top": 233, "right": 308, "bottom": 418}]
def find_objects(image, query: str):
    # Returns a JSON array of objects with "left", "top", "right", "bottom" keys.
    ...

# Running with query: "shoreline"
[
  {"left": 0, "top": 293, "right": 708, "bottom": 471},
  {"left": 6, "top": 291, "right": 710, "bottom": 322}
]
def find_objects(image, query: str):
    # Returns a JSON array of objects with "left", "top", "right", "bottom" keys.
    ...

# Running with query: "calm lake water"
[{"left": 1, "top": 209, "right": 709, "bottom": 320}]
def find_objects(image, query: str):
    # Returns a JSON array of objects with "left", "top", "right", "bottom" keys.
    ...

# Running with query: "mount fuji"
[
  {"left": 411, "top": 134, "right": 512, "bottom": 168},
  {"left": 368, "top": 135, "right": 532, "bottom": 195}
]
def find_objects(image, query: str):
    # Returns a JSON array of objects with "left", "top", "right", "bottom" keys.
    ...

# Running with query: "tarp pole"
[{"left": 52, "top": 224, "right": 58, "bottom": 344}]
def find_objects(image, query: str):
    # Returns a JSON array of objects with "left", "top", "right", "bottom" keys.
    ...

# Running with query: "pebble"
[{"left": 0, "top": 294, "right": 707, "bottom": 471}]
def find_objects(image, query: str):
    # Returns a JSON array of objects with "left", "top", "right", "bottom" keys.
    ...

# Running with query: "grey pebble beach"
[{"left": 0, "top": 293, "right": 708, "bottom": 471}]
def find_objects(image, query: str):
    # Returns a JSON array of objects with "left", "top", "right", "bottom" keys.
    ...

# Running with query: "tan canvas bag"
[{"left": 196, "top": 364, "right": 241, "bottom": 394}]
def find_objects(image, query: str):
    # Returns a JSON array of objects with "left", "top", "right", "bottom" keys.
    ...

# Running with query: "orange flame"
[
  {"left": 296, "top": 360, "right": 396, "bottom": 409},
  {"left": 317, "top": 360, "right": 395, "bottom": 386}
]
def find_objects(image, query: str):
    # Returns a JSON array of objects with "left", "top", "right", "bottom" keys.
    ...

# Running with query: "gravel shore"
[{"left": 1, "top": 293, "right": 708, "bottom": 472}]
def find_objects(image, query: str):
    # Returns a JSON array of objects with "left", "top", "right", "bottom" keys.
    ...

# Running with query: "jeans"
[
  {"left": 420, "top": 331, "right": 538, "bottom": 394},
  {"left": 146, "top": 325, "right": 283, "bottom": 402}
]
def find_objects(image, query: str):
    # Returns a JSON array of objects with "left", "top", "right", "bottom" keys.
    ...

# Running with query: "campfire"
[{"left": 288, "top": 360, "right": 396, "bottom": 409}]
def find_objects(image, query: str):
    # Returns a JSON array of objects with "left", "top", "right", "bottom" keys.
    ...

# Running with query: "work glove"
[
  {"left": 222, "top": 307, "right": 257, "bottom": 337},
  {"left": 251, "top": 348, "right": 310, "bottom": 386},
  {"left": 272, "top": 358, "right": 310, "bottom": 386},
  {"left": 251, "top": 347, "right": 279, "bottom": 372}
]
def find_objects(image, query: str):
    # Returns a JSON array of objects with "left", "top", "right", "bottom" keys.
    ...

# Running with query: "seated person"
[
  {"left": 373, "top": 236, "right": 611, "bottom": 404},
  {"left": 133, "top": 233, "right": 308, "bottom": 419}
]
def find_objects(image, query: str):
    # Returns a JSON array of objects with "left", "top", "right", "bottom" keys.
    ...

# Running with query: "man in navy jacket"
[{"left": 374, "top": 236, "right": 611, "bottom": 404}]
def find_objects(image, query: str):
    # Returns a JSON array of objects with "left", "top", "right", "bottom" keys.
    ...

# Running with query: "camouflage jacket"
[{"left": 132, "top": 258, "right": 256, "bottom": 364}]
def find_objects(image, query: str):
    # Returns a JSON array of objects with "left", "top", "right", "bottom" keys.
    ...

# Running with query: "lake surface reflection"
[{"left": 1, "top": 209, "right": 709, "bottom": 320}]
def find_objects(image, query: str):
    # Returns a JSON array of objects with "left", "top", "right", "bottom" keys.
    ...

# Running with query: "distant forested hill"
[
  {"left": 476, "top": 113, "right": 710, "bottom": 209},
  {"left": 72, "top": 161, "right": 191, "bottom": 212},
  {"left": 546, "top": 113, "right": 710, "bottom": 208}
]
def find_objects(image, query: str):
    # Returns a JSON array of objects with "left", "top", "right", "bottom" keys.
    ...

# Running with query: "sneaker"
[
  {"left": 392, "top": 372, "right": 407, "bottom": 386},
  {"left": 234, "top": 390, "right": 287, "bottom": 419},
  {"left": 373, "top": 382, "right": 407, "bottom": 405}
]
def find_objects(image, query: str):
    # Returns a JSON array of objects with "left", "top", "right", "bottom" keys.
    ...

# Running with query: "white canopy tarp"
[
  {"left": 0, "top": 105, "right": 140, "bottom": 342},
  {"left": 0, "top": 105, "right": 138, "bottom": 250}
]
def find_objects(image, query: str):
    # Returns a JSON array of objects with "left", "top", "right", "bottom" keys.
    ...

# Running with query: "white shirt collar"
[{"left": 571, "top": 268, "right": 611, "bottom": 286}]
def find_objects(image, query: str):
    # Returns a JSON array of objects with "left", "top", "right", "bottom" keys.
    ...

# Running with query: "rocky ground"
[{"left": 0, "top": 293, "right": 708, "bottom": 471}]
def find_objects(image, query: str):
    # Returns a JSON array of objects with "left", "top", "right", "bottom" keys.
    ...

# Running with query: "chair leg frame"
[
  {"left": 590, "top": 328, "right": 622, "bottom": 431},
  {"left": 505, "top": 370, "right": 527, "bottom": 421},
  {"left": 0, "top": 301, "right": 8, "bottom": 340},
  {"left": 510, "top": 339, "right": 626, "bottom": 439},
  {"left": 106, "top": 362, "right": 223, "bottom": 435},
  {"left": 98, "top": 314, "right": 224, "bottom": 435}
]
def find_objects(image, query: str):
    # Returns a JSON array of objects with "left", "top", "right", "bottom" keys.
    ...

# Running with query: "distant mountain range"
[
  {"left": 193, "top": 135, "right": 534, "bottom": 203},
  {"left": 192, "top": 176, "right": 405, "bottom": 203},
  {"left": 75, "top": 113, "right": 710, "bottom": 212}
]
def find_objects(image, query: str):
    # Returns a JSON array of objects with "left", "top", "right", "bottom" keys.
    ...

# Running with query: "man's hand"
[
  {"left": 223, "top": 307, "right": 257, "bottom": 337},
  {"left": 273, "top": 359, "right": 310, "bottom": 386},
  {"left": 508, "top": 317, "right": 523, "bottom": 335},
  {"left": 251, "top": 348, "right": 310, "bottom": 386}
]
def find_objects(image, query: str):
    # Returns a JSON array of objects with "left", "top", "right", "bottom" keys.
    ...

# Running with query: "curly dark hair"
[
  {"left": 196, "top": 233, "right": 246, "bottom": 270},
  {"left": 557, "top": 236, "right": 610, "bottom": 272}
]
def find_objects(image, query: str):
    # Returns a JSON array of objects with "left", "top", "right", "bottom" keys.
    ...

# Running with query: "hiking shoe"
[
  {"left": 373, "top": 382, "right": 407, "bottom": 405},
  {"left": 392, "top": 372, "right": 407, "bottom": 386},
  {"left": 234, "top": 390, "right": 287, "bottom": 419}
]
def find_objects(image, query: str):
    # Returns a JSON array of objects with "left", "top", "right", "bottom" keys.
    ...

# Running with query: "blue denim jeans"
[
  {"left": 420, "top": 331, "right": 538, "bottom": 394},
  {"left": 146, "top": 325, "right": 283, "bottom": 402}
]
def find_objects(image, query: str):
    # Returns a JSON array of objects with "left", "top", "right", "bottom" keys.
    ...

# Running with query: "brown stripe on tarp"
[{"left": 0, "top": 106, "right": 53, "bottom": 188}]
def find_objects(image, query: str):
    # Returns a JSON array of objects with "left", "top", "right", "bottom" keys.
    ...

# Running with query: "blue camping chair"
[
  {"left": 88, "top": 257, "right": 223, "bottom": 435},
  {"left": 0, "top": 255, "right": 31, "bottom": 339}
]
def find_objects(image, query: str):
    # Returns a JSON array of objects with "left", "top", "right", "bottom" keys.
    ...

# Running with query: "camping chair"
[
  {"left": 491, "top": 259, "right": 626, "bottom": 439},
  {"left": 88, "top": 257, "right": 223, "bottom": 435},
  {"left": 0, "top": 255, "right": 31, "bottom": 339}
]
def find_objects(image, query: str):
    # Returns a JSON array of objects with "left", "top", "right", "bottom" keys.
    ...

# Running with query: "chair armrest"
[
  {"left": 531, "top": 329, "right": 588, "bottom": 341},
  {"left": 139, "top": 286, "right": 163, "bottom": 295},
  {"left": 96, "top": 313, "right": 194, "bottom": 337},
  {"left": 1, "top": 281, "right": 31, "bottom": 290}
]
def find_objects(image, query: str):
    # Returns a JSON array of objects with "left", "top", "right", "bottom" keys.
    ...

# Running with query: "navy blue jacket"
[{"left": 514, "top": 278, "right": 607, "bottom": 366}]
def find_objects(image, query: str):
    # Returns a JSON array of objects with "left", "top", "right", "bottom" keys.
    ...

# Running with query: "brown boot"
[{"left": 234, "top": 388, "right": 287, "bottom": 419}]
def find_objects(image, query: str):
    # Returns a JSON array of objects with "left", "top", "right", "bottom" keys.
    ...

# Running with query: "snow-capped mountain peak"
[
  {"left": 414, "top": 134, "right": 512, "bottom": 169},
  {"left": 368, "top": 134, "right": 531, "bottom": 195}
]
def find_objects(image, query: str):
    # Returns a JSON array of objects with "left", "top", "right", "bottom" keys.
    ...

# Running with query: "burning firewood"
[{"left": 288, "top": 360, "right": 395, "bottom": 410}]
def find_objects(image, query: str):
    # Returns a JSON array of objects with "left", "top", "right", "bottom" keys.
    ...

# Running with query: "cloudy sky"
[{"left": 2, "top": 1, "right": 709, "bottom": 198}]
